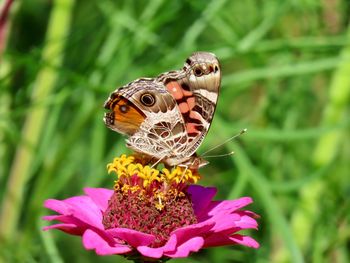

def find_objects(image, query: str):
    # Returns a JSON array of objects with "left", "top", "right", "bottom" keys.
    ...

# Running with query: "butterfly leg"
[
  {"left": 178, "top": 158, "right": 196, "bottom": 183},
  {"left": 150, "top": 155, "right": 167, "bottom": 169}
]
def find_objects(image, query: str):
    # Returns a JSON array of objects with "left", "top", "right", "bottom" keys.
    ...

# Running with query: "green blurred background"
[{"left": 1, "top": 0, "right": 349, "bottom": 262}]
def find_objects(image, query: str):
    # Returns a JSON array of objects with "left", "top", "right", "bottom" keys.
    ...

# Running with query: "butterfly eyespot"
[
  {"left": 194, "top": 67, "right": 203, "bottom": 77},
  {"left": 140, "top": 93, "right": 156, "bottom": 106},
  {"left": 119, "top": 104, "right": 129, "bottom": 113}
]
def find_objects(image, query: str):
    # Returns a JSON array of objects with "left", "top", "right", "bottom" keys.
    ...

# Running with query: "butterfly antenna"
[
  {"left": 202, "top": 128, "right": 247, "bottom": 157},
  {"left": 204, "top": 151, "right": 235, "bottom": 158}
]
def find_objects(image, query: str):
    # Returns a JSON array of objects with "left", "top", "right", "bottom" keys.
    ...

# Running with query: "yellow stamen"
[
  {"left": 107, "top": 155, "right": 200, "bottom": 187},
  {"left": 107, "top": 155, "right": 201, "bottom": 210}
]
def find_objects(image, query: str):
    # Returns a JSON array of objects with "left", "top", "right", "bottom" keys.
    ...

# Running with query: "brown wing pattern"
[
  {"left": 157, "top": 52, "right": 221, "bottom": 159},
  {"left": 104, "top": 52, "right": 221, "bottom": 167}
]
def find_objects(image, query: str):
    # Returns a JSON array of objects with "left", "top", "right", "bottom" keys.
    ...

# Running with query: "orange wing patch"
[
  {"left": 109, "top": 97, "right": 145, "bottom": 135},
  {"left": 166, "top": 81, "right": 193, "bottom": 100}
]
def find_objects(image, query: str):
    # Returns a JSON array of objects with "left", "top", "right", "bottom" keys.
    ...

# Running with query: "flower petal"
[
  {"left": 233, "top": 212, "right": 259, "bottom": 229},
  {"left": 44, "top": 195, "right": 104, "bottom": 229},
  {"left": 230, "top": 234, "right": 260, "bottom": 248},
  {"left": 187, "top": 185, "right": 217, "bottom": 216},
  {"left": 43, "top": 223, "right": 84, "bottom": 235},
  {"left": 206, "top": 197, "right": 253, "bottom": 216},
  {"left": 82, "top": 229, "right": 132, "bottom": 255},
  {"left": 171, "top": 220, "right": 215, "bottom": 244},
  {"left": 208, "top": 213, "right": 258, "bottom": 233},
  {"left": 42, "top": 214, "right": 72, "bottom": 222},
  {"left": 204, "top": 234, "right": 259, "bottom": 248},
  {"left": 206, "top": 213, "right": 242, "bottom": 232},
  {"left": 84, "top": 188, "right": 113, "bottom": 211},
  {"left": 164, "top": 236, "right": 204, "bottom": 258},
  {"left": 42, "top": 211, "right": 91, "bottom": 235},
  {"left": 203, "top": 233, "right": 259, "bottom": 248},
  {"left": 137, "top": 235, "right": 178, "bottom": 259},
  {"left": 44, "top": 199, "right": 72, "bottom": 214},
  {"left": 107, "top": 228, "right": 155, "bottom": 247},
  {"left": 67, "top": 196, "right": 104, "bottom": 229}
]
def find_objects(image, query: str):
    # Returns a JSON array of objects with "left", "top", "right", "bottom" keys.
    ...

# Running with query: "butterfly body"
[{"left": 104, "top": 52, "right": 221, "bottom": 169}]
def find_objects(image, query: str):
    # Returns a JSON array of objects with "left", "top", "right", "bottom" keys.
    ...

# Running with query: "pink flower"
[{"left": 43, "top": 185, "right": 259, "bottom": 260}]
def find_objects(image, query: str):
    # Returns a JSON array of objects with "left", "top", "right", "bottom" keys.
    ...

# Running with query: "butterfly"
[{"left": 104, "top": 52, "right": 221, "bottom": 170}]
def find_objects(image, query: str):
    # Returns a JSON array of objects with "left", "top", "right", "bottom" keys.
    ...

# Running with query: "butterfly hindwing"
[{"left": 158, "top": 52, "right": 221, "bottom": 157}]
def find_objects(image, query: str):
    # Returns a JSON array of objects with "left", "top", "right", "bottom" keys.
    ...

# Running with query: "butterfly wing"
[
  {"left": 104, "top": 52, "right": 221, "bottom": 167},
  {"left": 157, "top": 52, "right": 221, "bottom": 160},
  {"left": 104, "top": 78, "right": 188, "bottom": 162}
]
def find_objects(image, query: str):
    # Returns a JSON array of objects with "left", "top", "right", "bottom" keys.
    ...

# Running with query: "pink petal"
[
  {"left": 107, "top": 228, "right": 155, "bottom": 247},
  {"left": 137, "top": 235, "right": 177, "bottom": 259},
  {"left": 203, "top": 233, "right": 231, "bottom": 247},
  {"left": 230, "top": 234, "right": 260, "bottom": 248},
  {"left": 44, "top": 199, "right": 72, "bottom": 214},
  {"left": 206, "top": 197, "right": 253, "bottom": 216},
  {"left": 45, "top": 196, "right": 104, "bottom": 229},
  {"left": 187, "top": 185, "right": 217, "bottom": 216},
  {"left": 42, "top": 214, "right": 85, "bottom": 225},
  {"left": 42, "top": 214, "right": 71, "bottom": 222},
  {"left": 207, "top": 213, "right": 242, "bottom": 232},
  {"left": 164, "top": 236, "right": 204, "bottom": 258},
  {"left": 65, "top": 196, "right": 104, "bottom": 229},
  {"left": 82, "top": 229, "right": 132, "bottom": 255},
  {"left": 233, "top": 213, "right": 258, "bottom": 229},
  {"left": 136, "top": 246, "right": 163, "bottom": 259},
  {"left": 208, "top": 213, "right": 258, "bottom": 233},
  {"left": 171, "top": 220, "right": 215, "bottom": 244},
  {"left": 203, "top": 233, "right": 259, "bottom": 249},
  {"left": 43, "top": 223, "right": 84, "bottom": 235},
  {"left": 42, "top": 214, "right": 92, "bottom": 235},
  {"left": 84, "top": 188, "right": 113, "bottom": 211}
]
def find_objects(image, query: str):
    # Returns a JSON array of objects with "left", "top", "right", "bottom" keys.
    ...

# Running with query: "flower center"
[
  {"left": 102, "top": 188, "right": 197, "bottom": 247},
  {"left": 102, "top": 155, "right": 199, "bottom": 247}
]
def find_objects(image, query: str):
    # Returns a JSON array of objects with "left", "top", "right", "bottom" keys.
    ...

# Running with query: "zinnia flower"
[{"left": 43, "top": 155, "right": 259, "bottom": 262}]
